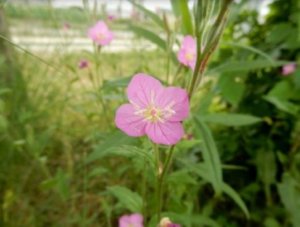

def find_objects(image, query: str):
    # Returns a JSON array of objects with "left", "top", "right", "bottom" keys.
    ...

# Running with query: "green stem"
[
  {"left": 141, "top": 158, "right": 148, "bottom": 220},
  {"left": 156, "top": 145, "right": 175, "bottom": 223},
  {"left": 172, "top": 64, "right": 183, "bottom": 85},
  {"left": 152, "top": 143, "right": 161, "bottom": 223}
]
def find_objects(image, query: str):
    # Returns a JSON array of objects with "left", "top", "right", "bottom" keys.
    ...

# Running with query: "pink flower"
[
  {"left": 119, "top": 213, "right": 143, "bottom": 227},
  {"left": 78, "top": 59, "right": 89, "bottom": 69},
  {"left": 107, "top": 14, "right": 116, "bottom": 21},
  {"left": 115, "top": 74, "right": 189, "bottom": 145},
  {"left": 177, "top": 35, "right": 197, "bottom": 70},
  {"left": 88, "top": 21, "right": 114, "bottom": 46},
  {"left": 159, "top": 217, "right": 181, "bottom": 227},
  {"left": 282, "top": 63, "right": 296, "bottom": 76},
  {"left": 63, "top": 22, "right": 70, "bottom": 30}
]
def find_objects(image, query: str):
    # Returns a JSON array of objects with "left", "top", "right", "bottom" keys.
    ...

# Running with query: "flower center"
[
  {"left": 131, "top": 90, "right": 176, "bottom": 123},
  {"left": 144, "top": 106, "right": 163, "bottom": 123},
  {"left": 185, "top": 52, "right": 194, "bottom": 61},
  {"left": 97, "top": 33, "right": 106, "bottom": 41},
  {"left": 133, "top": 103, "right": 176, "bottom": 124}
]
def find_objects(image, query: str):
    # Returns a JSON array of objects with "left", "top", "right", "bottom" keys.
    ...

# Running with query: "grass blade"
[
  {"left": 128, "top": 0, "right": 164, "bottom": 29},
  {"left": 194, "top": 117, "right": 223, "bottom": 195}
]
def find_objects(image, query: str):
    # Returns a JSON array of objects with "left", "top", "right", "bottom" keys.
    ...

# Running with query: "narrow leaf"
[
  {"left": 129, "top": 0, "right": 164, "bottom": 29},
  {"left": 200, "top": 113, "right": 262, "bottom": 126},
  {"left": 208, "top": 59, "right": 290, "bottom": 74},
  {"left": 263, "top": 96, "right": 299, "bottom": 115},
  {"left": 222, "top": 183, "right": 250, "bottom": 219},
  {"left": 129, "top": 24, "right": 167, "bottom": 50},
  {"left": 221, "top": 42, "right": 275, "bottom": 65},
  {"left": 107, "top": 186, "right": 143, "bottom": 213},
  {"left": 171, "top": 0, "right": 193, "bottom": 35},
  {"left": 85, "top": 131, "right": 136, "bottom": 164},
  {"left": 194, "top": 118, "right": 223, "bottom": 194}
]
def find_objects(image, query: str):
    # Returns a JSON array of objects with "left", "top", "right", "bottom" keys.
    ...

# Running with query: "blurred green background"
[{"left": 0, "top": 0, "right": 300, "bottom": 226}]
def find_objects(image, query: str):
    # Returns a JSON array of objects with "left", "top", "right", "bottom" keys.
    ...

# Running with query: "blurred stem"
[
  {"left": 152, "top": 142, "right": 161, "bottom": 223},
  {"left": 165, "top": 33, "right": 173, "bottom": 85},
  {"left": 155, "top": 145, "right": 175, "bottom": 223},
  {"left": 141, "top": 158, "right": 148, "bottom": 220},
  {"left": 172, "top": 64, "right": 183, "bottom": 85},
  {"left": 92, "top": 45, "right": 111, "bottom": 128},
  {"left": 265, "top": 184, "right": 272, "bottom": 207},
  {"left": 188, "top": 0, "right": 232, "bottom": 99},
  {"left": 82, "top": 150, "right": 88, "bottom": 227}
]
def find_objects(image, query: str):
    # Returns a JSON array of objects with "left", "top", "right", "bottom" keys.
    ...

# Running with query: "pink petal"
[
  {"left": 130, "top": 213, "right": 143, "bottom": 225},
  {"left": 282, "top": 63, "right": 296, "bottom": 76},
  {"left": 95, "top": 21, "right": 108, "bottom": 32},
  {"left": 146, "top": 122, "right": 184, "bottom": 145},
  {"left": 177, "top": 36, "right": 197, "bottom": 70},
  {"left": 115, "top": 104, "right": 146, "bottom": 137},
  {"left": 182, "top": 35, "right": 196, "bottom": 49},
  {"left": 127, "top": 73, "right": 163, "bottom": 108},
  {"left": 119, "top": 215, "right": 132, "bottom": 227},
  {"left": 88, "top": 21, "right": 114, "bottom": 46},
  {"left": 177, "top": 49, "right": 189, "bottom": 66},
  {"left": 118, "top": 214, "right": 144, "bottom": 227},
  {"left": 157, "top": 87, "right": 189, "bottom": 122}
]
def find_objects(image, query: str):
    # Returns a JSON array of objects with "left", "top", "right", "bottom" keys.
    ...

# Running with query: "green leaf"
[
  {"left": 107, "top": 186, "right": 143, "bottom": 213},
  {"left": 221, "top": 42, "right": 275, "bottom": 65},
  {"left": 267, "top": 80, "right": 294, "bottom": 100},
  {"left": 209, "top": 59, "right": 290, "bottom": 74},
  {"left": 128, "top": 24, "right": 167, "bottom": 50},
  {"left": 85, "top": 131, "right": 137, "bottom": 164},
  {"left": 129, "top": 0, "right": 164, "bottom": 29},
  {"left": 263, "top": 96, "right": 299, "bottom": 115},
  {"left": 278, "top": 173, "right": 300, "bottom": 227},
  {"left": 200, "top": 113, "right": 262, "bottom": 126},
  {"left": 218, "top": 73, "right": 245, "bottom": 106},
  {"left": 0, "top": 115, "right": 8, "bottom": 133},
  {"left": 171, "top": 0, "right": 193, "bottom": 35},
  {"left": 103, "top": 76, "right": 131, "bottom": 90},
  {"left": 159, "top": 212, "right": 221, "bottom": 227},
  {"left": 194, "top": 118, "right": 223, "bottom": 195},
  {"left": 86, "top": 143, "right": 155, "bottom": 170},
  {"left": 256, "top": 150, "right": 277, "bottom": 186},
  {"left": 266, "top": 23, "right": 293, "bottom": 44},
  {"left": 222, "top": 183, "right": 250, "bottom": 219}
]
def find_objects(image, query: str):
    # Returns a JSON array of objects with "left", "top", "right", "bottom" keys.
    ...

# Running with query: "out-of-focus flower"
[
  {"left": 282, "top": 63, "right": 297, "bottom": 76},
  {"left": 183, "top": 133, "right": 194, "bottom": 140},
  {"left": 119, "top": 213, "right": 143, "bottom": 227},
  {"left": 63, "top": 22, "right": 71, "bottom": 30},
  {"left": 88, "top": 21, "right": 114, "bottom": 46},
  {"left": 115, "top": 74, "right": 189, "bottom": 145},
  {"left": 177, "top": 35, "right": 197, "bottom": 70},
  {"left": 107, "top": 14, "right": 116, "bottom": 21},
  {"left": 78, "top": 59, "right": 89, "bottom": 69},
  {"left": 159, "top": 217, "right": 181, "bottom": 227}
]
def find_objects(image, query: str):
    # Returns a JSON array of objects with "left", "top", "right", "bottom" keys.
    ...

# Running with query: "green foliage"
[
  {"left": 200, "top": 113, "right": 262, "bottom": 126},
  {"left": 1, "top": 0, "right": 300, "bottom": 226},
  {"left": 194, "top": 118, "right": 223, "bottom": 194},
  {"left": 128, "top": 24, "right": 167, "bottom": 50},
  {"left": 171, "top": 0, "right": 193, "bottom": 35},
  {"left": 107, "top": 186, "right": 143, "bottom": 213}
]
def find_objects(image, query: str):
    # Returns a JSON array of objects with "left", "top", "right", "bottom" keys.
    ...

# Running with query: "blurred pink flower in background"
[
  {"left": 88, "top": 21, "right": 114, "bottom": 46},
  {"left": 159, "top": 217, "right": 181, "bottom": 227},
  {"left": 282, "top": 63, "right": 297, "bottom": 76},
  {"left": 177, "top": 35, "right": 197, "bottom": 70},
  {"left": 107, "top": 14, "right": 116, "bottom": 21},
  {"left": 115, "top": 74, "right": 189, "bottom": 145},
  {"left": 78, "top": 59, "right": 89, "bottom": 69},
  {"left": 63, "top": 22, "right": 71, "bottom": 31},
  {"left": 119, "top": 213, "right": 143, "bottom": 227}
]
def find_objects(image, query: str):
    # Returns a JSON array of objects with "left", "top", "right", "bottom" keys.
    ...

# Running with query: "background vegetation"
[{"left": 0, "top": 0, "right": 299, "bottom": 226}]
